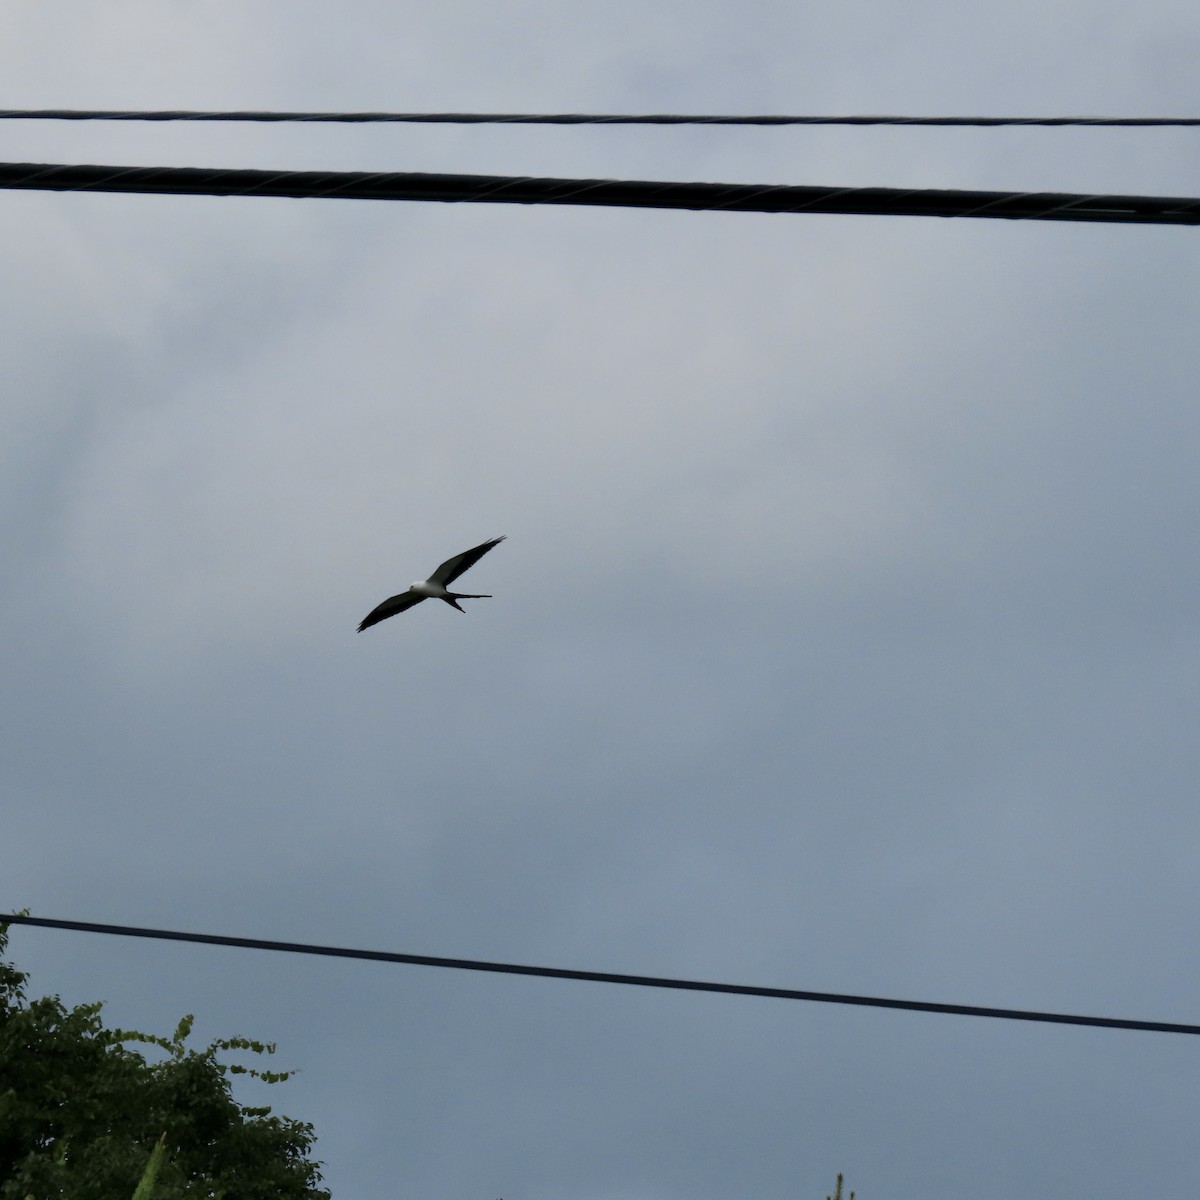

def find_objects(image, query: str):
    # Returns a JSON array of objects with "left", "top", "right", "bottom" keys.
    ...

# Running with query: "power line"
[
  {"left": 4, "top": 913, "right": 1198, "bottom": 1036},
  {"left": 1, "top": 161, "right": 1198, "bottom": 225},
  {"left": 2, "top": 108, "right": 1199, "bottom": 127}
]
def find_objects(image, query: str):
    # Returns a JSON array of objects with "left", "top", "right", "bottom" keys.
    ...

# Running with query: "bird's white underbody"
[{"left": 411, "top": 580, "right": 450, "bottom": 598}]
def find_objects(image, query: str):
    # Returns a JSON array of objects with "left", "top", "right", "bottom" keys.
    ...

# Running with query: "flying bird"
[{"left": 357, "top": 536, "right": 506, "bottom": 631}]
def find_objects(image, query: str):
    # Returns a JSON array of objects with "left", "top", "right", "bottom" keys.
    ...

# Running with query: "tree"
[
  {"left": 826, "top": 1172, "right": 856, "bottom": 1200},
  {"left": 0, "top": 922, "right": 329, "bottom": 1200}
]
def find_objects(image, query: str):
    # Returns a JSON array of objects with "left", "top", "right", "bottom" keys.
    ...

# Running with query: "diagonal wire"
[
  {"left": 1, "top": 160, "right": 1198, "bottom": 225},
  {"left": 1, "top": 108, "right": 1199, "bottom": 127},
  {"left": 4, "top": 914, "right": 1199, "bottom": 1036}
]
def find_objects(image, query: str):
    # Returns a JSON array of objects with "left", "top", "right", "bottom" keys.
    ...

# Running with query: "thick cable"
[
  {"left": 1, "top": 109, "right": 1198, "bottom": 127},
  {"left": 4, "top": 914, "right": 1198, "bottom": 1036},
  {"left": 0, "top": 161, "right": 1197, "bottom": 225}
]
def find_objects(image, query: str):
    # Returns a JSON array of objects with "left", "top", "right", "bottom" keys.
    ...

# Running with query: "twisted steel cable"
[{"left": 1, "top": 160, "right": 1197, "bottom": 225}]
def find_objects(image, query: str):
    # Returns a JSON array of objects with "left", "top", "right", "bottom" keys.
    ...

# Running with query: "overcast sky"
[{"left": 4, "top": 3, "right": 1200, "bottom": 1197}]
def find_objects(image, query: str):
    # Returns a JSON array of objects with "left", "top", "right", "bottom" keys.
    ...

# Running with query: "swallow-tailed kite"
[{"left": 357, "top": 536, "right": 506, "bottom": 631}]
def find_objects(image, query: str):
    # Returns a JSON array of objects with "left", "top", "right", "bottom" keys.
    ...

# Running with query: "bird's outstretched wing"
[
  {"left": 429, "top": 536, "right": 506, "bottom": 587},
  {"left": 357, "top": 590, "right": 426, "bottom": 632}
]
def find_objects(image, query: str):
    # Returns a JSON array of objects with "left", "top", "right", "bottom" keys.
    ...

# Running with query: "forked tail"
[{"left": 441, "top": 592, "right": 492, "bottom": 612}]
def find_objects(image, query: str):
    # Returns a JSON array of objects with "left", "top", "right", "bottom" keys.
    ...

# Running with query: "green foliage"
[
  {"left": 826, "top": 1172, "right": 856, "bottom": 1200},
  {"left": 130, "top": 1134, "right": 168, "bottom": 1200},
  {"left": 0, "top": 922, "right": 329, "bottom": 1200}
]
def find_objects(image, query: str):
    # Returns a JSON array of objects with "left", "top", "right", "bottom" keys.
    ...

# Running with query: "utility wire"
[
  {"left": 1, "top": 161, "right": 1198, "bottom": 225},
  {"left": 2, "top": 108, "right": 1199, "bottom": 127},
  {"left": 5, "top": 914, "right": 1198, "bottom": 1036}
]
